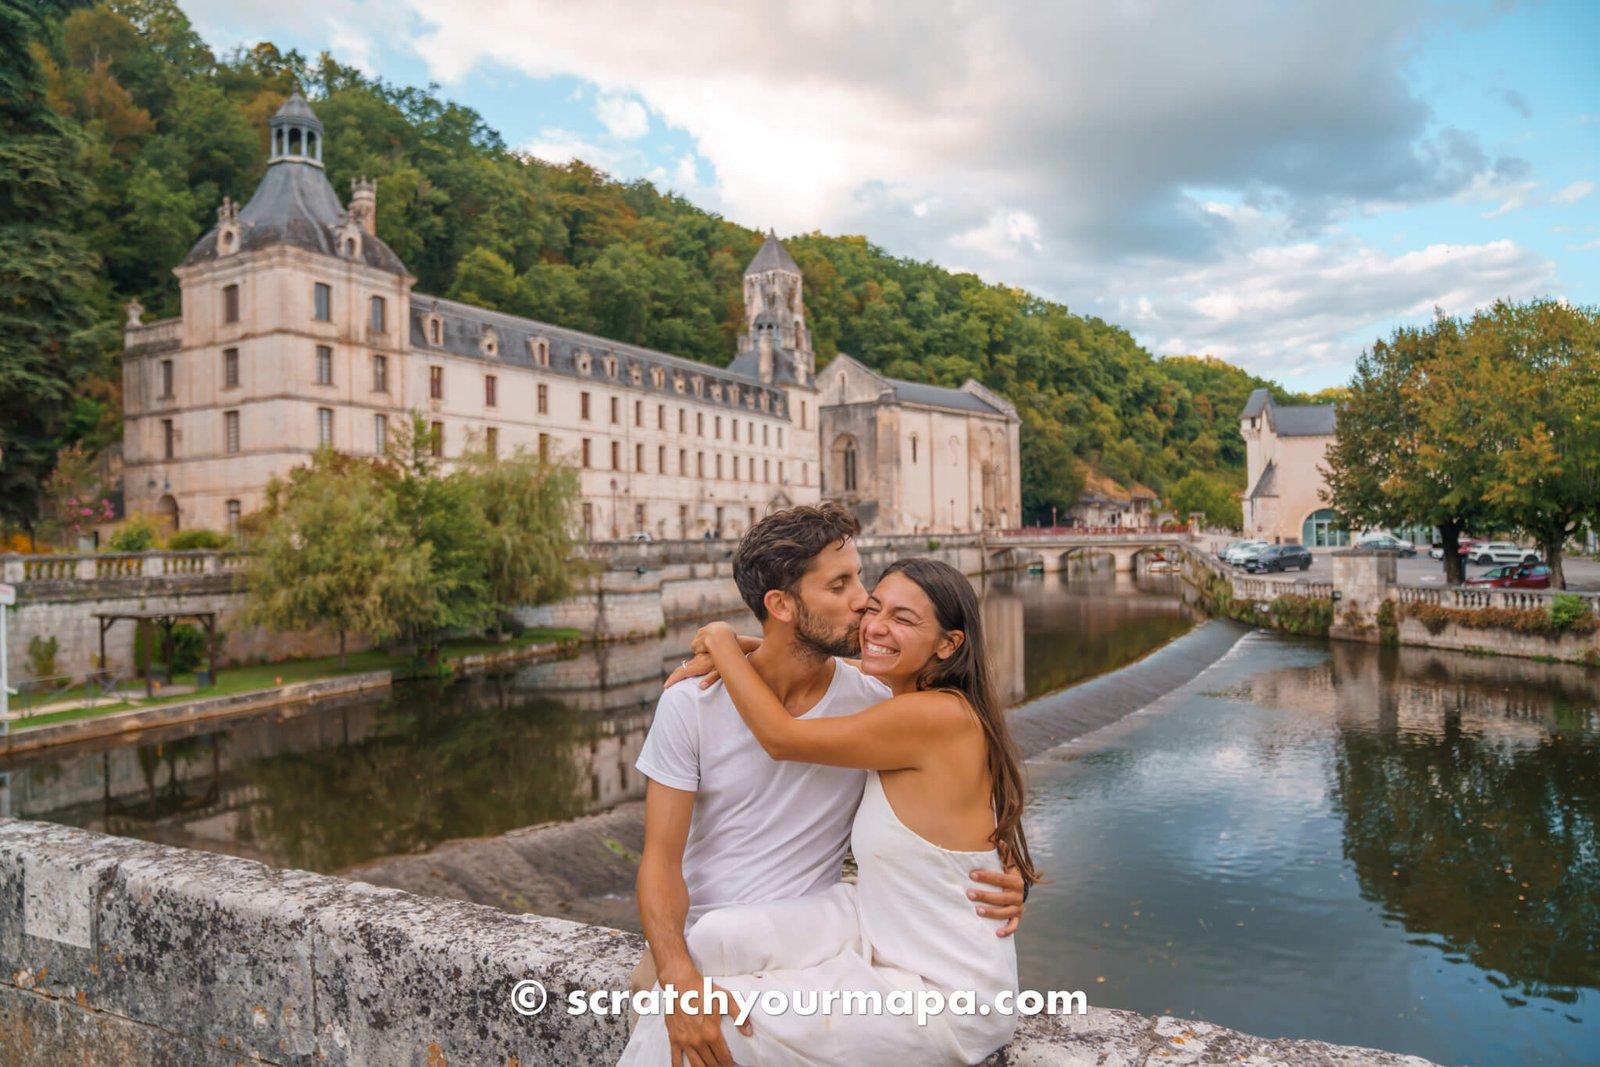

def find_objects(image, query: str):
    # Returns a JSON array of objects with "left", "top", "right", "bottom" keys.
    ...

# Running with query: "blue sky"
[{"left": 185, "top": 0, "right": 1597, "bottom": 390}]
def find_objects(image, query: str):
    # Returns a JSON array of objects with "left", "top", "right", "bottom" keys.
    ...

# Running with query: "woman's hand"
[
  {"left": 664, "top": 633, "right": 763, "bottom": 690},
  {"left": 690, "top": 620, "right": 739, "bottom": 659}
]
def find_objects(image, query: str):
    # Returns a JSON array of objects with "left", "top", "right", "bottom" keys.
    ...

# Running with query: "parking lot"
[{"left": 1199, "top": 537, "right": 1600, "bottom": 592}]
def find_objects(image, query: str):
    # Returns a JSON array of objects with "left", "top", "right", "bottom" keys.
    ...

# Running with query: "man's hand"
[
  {"left": 660, "top": 965, "right": 738, "bottom": 1067},
  {"left": 969, "top": 867, "right": 1026, "bottom": 936}
]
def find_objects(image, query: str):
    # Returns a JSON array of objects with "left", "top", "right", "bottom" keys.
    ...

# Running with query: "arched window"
[
  {"left": 844, "top": 442, "right": 858, "bottom": 492},
  {"left": 1301, "top": 508, "right": 1349, "bottom": 548},
  {"left": 289, "top": 128, "right": 302, "bottom": 156},
  {"left": 831, "top": 434, "right": 859, "bottom": 494}
]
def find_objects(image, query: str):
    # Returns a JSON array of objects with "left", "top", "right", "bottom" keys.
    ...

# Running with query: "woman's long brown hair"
[{"left": 880, "top": 558, "right": 1041, "bottom": 887}]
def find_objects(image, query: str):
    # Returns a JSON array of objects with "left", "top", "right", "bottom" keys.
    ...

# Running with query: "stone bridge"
[{"left": 984, "top": 529, "right": 1192, "bottom": 574}]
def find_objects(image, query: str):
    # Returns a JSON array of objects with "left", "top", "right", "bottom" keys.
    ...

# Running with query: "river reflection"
[
  {"left": 0, "top": 570, "right": 1188, "bottom": 873},
  {"left": 1020, "top": 634, "right": 1600, "bottom": 1066}
]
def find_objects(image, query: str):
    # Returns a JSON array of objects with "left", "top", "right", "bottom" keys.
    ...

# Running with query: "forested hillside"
[{"left": 8, "top": 0, "right": 1326, "bottom": 528}]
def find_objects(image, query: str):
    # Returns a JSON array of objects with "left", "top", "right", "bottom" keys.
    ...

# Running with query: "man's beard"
[{"left": 792, "top": 594, "right": 860, "bottom": 659}]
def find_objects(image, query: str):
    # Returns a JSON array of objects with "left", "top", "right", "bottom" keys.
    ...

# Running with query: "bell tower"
[{"left": 738, "top": 231, "right": 813, "bottom": 386}]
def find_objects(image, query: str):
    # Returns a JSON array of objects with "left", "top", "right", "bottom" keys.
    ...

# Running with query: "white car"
[
  {"left": 1468, "top": 541, "right": 1540, "bottom": 565},
  {"left": 1357, "top": 532, "right": 1416, "bottom": 555},
  {"left": 1223, "top": 540, "right": 1270, "bottom": 566}
]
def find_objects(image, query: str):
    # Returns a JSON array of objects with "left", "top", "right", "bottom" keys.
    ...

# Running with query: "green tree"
[
  {"left": 0, "top": 0, "right": 102, "bottom": 532},
  {"left": 1170, "top": 470, "right": 1243, "bottom": 530},
  {"left": 459, "top": 443, "right": 583, "bottom": 634},
  {"left": 1324, "top": 314, "right": 1490, "bottom": 585},
  {"left": 1462, "top": 299, "right": 1600, "bottom": 589},
  {"left": 246, "top": 450, "right": 435, "bottom": 666}
]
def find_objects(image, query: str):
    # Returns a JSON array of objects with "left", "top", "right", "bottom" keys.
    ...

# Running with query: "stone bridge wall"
[{"left": 0, "top": 819, "right": 1435, "bottom": 1067}]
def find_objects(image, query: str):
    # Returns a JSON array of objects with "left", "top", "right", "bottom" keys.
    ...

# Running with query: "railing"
[
  {"left": 995, "top": 526, "right": 1189, "bottom": 539},
  {"left": 1, "top": 550, "right": 236, "bottom": 587},
  {"left": 1391, "top": 583, "right": 1600, "bottom": 619},
  {"left": 123, "top": 316, "right": 181, "bottom": 349}
]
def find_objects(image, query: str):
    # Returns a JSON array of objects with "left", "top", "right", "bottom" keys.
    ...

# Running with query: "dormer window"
[
  {"left": 426, "top": 315, "right": 443, "bottom": 345},
  {"left": 729, "top": 386, "right": 740, "bottom": 405},
  {"left": 480, "top": 328, "right": 499, "bottom": 358},
  {"left": 673, "top": 374, "right": 685, "bottom": 395},
  {"left": 577, "top": 351, "right": 592, "bottom": 374},
  {"left": 604, "top": 356, "right": 617, "bottom": 379},
  {"left": 344, "top": 236, "right": 357, "bottom": 257},
  {"left": 710, "top": 384, "right": 722, "bottom": 402},
  {"left": 760, "top": 393, "right": 771, "bottom": 412},
  {"left": 529, "top": 337, "right": 551, "bottom": 366},
  {"left": 650, "top": 367, "right": 664, "bottom": 388},
  {"left": 692, "top": 377, "right": 703, "bottom": 397},
  {"left": 630, "top": 364, "right": 642, "bottom": 385}
]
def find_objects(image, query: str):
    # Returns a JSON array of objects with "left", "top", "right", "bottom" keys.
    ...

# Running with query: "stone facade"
[
  {"left": 815, "top": 354, "right": 1020, "bottom": 534},
  {"left": 1239, "top": 387, "right": 1340, "bottom": 545},
  {"left": 120, "top": 95, "right": 1018, "bottom": 542}
]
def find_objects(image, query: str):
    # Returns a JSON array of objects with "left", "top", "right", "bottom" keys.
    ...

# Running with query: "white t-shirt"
[{"left": 635, "top": 658, "right": 892, "bottom": 927}]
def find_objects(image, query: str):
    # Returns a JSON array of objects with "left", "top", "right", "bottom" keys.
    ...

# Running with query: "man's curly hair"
[{"left": 731, "top": 502, "right": 862, "bottom": 620}]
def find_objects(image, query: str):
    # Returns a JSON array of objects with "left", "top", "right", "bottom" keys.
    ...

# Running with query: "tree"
[
  {"left": 0, "top": 0, "right": 101, "bottom": 532},
  {"left": 1323, "top": 314, "right": 1491, "bottom": 585},
  {"left": 459, "top": 443, "right": 583, "bottom": 634},
  {"left": 1170, "top": 471, "right": 1243, "bottom": 531},
  {"left": 1461, "top": 299, "right": 1600, "bottom": 590},
  {"left": 246, "top": 450, "right": 434, "bottom": 667}
]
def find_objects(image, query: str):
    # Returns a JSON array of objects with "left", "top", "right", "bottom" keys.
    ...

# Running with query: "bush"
[
  {"left": 1548, "top": 593, "right": 1592, "bottom": 633},
  {"left": 134, "top": 623, "right": 217, "bottom": 676},
  {"left": 167, "top": 528, "right": 229, "bottom": 550},
  {"left": 107, "top": 517, "right": 158, "bottom": 552},
  {"left": 926, "top": 538, "right": 942, "bottom": 551},
  {"left": 1402, "top": 600, "right": 1598, "bottom": 639},
  {"left": 26, "top": 634, "right": 59, "bottom": 680}
]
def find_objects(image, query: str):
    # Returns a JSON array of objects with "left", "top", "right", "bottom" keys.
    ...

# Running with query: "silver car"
[{"left": 1224, "top": 539, "right": 1270, "bottom": 566}]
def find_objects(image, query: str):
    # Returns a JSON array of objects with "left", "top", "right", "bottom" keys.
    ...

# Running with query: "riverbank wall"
[
  {"left": 0, "top": 818, "right": 1439, "bottom": 1066},
  {"left": 1, "top": 537, "right": 990, "bottom": 692},
  {"left": 1178, "top": 544, "right": 1600, "bottom": 667}
]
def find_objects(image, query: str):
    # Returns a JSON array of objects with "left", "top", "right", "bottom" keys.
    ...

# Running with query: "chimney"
[{"left": 349, "top": 177, "right": 377, "bottom": 236}]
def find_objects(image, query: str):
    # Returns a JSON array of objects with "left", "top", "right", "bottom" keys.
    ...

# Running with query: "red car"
[{"left": 1464, "top": 563, "right": 1551, "bottom": 589}]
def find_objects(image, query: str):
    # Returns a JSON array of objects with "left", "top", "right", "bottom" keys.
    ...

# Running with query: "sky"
[{"left": 182, "top": 0, "right": 1598, "bottom": 390}]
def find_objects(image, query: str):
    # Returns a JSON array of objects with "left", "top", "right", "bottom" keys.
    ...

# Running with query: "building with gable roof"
[
  {"left": 121, "top": 93, "right": 1016, "bottom": 541},
  {"left": 1239, "top": 387, "right": 1344, "bottom": 545}
]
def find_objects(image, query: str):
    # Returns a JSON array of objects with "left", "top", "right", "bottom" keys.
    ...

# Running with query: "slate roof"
[
  {"left": 1239, "top": 387, "right": 1335, "bottom": 437},
  {"left": 746, "top": 230, "right": 801, "bottom": 275},
  {"left": 890, "top": 379, "right": 1003, "bottom": 415},
  {"left": 407, "top": 294, "right": 787, "bottom": 412},
  {"left": 1247, "top": 460, "right": 1278, "bottom": 499},
  {"left": 271, "top": 90, "right": 322, "bottom": 130}
]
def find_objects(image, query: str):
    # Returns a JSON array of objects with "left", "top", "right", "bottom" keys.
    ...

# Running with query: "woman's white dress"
[{"left": 619, "top": 771, "right": 1017, "bottom": 1066}]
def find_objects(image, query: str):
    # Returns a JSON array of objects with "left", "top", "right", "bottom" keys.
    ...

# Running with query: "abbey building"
[{"left": 121, "top": 93, "right": 1019, "bottom": 540}]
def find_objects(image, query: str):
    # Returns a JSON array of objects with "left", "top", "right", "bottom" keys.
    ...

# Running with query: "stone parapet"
[{"left": 0, "top": 819, "right": 1439, "bottom": 1066}]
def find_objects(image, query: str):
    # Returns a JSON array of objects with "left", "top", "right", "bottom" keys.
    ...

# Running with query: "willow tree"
[
  {"left": 246, "top": 451, "right": 435, "bottom": 667},
  {"left": 1322, "top": 313, "right": 1493, "bottom": 585}
]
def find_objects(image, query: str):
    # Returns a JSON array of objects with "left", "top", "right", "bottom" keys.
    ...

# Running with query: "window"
[
  {"left": 658, "top": 404, "right": 666, "bottom": 428},
  {"left": 635, "top": 400, "right": 643, "bottom": 427},
  {"left": 531, "top": 337, "right": 549, "bottom": 366},
  {"left": 430, "top": 366, "right": 444, "bottom": 400},
  {"left": 537, "top": 383, "right": 549, "bottom": 414},
  {"left": 317, "top": 407, "right": 333, "bottom": 448},
  {"left": 582, "top": 502, "right": 594, "bottom": 538},
  {"left": 162, "top": 419, "right": 175, "bottom": 459},
  {"left": 224, "top": 410, "right": 240, "bottom": 454},
  {"left": 658, "top": 445, "right": 665, "bottom": 473},
  {"left": 538, "top": 433, "right": 550, "bottom": 461},
  {"left": 747, "top": 423, "right": 754, "bottom": 444},
  {"left": 635, "top": 503, "right": 646, "bottom": 528},
  {"left": 733, "top": 456, "right": 740, "bottom": 480},
  {"left": 485, "top": 374, "right": 498, "bottom": 407},
  {"left": 715, "top": 416, "right": 722, "bottom": 440},
  {"left": 696, "top": 452, "right": 704, "bottom": 478},
  {"left": 844, "top": 442, "right": 857, "bottom": 491},
  {"left": 731, "top": 418, "right": 738, "bottom": 440},
  {"left": 159, "top": 359, "right": 174, "bottom": 399},
  {"left": 611, "top": 441, "right": 621, "bottom": 470},
  {"left": 372, "top": 354, "right": 388, "bottom": 392},
  {"left": 802, "top": 461, "right": 808, "bottom": 485},
  {"left": 369, "top": 295, "right": 386, "bottom": 333},
  {"left": 636, "top": 442, "right": 644, "bottom": 472},
  {"left": 582, "top": 439, "right": 592, "bottom": 468},
  {"left": 697, "top": 413, "right": 705, "bottom": 436},
  {"left": 486, "top": 427, "right": 499, "bottom": 456},
  {"left": 800, "top": 401, "right": 807, "bottom": 430},
  {"left": 716, "top": 454, "right": 723, "bottom": 479},
  {"left": 678, "top": 410, "right": 686, "bottom": 434},
  {"left": 429, "top": 317, "right": 442, "bottom": 345},
  {"left": 374, "top": 414, "right": 388, "bottom": 453},
  {"left": 777, "top": 428, "right": 784, "bottom": 449},
  {"left": 313, "top": 283, "right": 331, "bottom": 322},
  {"left": 223, "top": 348, "right": 239, "bottom": 389},
  {"left": 764, "top": 459, "right": 770, "bottom": 482},
  {"left": 226, "top": 500, "right": 241, "bottom": 536},
  {"left": 223, "top": 284, "right": 239, "bottom": 324},
  {"left": 430, "top": 421, "right": 444, "bottom": 457},
  {"left": 778, "top": 461, "right": 785, "bottom": 483},
  {"left": 610, "top": 396, "right": 620, "bottom": 425},
  {"left": 581, "top": 392, "right": 592, "bottom": 420},
  {"left": 679, "top": 448, "right": 687, "bottom": 476},
  {"left": 763, "top": 424, "right": 769, "bottom": 447},
  {"left": 911, "top": 435, "right": 919, "bottom": 464},
  {"left": 316, "top": 345, "right": 333, "bottom": 385}
]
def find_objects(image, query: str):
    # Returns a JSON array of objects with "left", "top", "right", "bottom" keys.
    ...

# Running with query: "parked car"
[
  {"left": 1356, "top": 533, "right": 1417, "bottom": 556},
  {"left": 1465, "top": 563, "right": 1551, "bottom": 589},
  {"left": 1467, "top": 541, "right": 1540, "bottom": 565},
  {"left": 1224, "top": 539, "right": 1270, "bottom": 566},
  {"left": 1246, "top": 544, "right": 1313, "bottom": 573},
  {"left": 1217, "top": 539, "right": 1249, "bottom": 561},
  {"left": 1428, "top": 537, "right": 1482, "bottom": 560}
]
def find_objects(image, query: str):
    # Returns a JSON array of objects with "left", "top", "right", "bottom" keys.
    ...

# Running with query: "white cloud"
[
  {"left": 595, "top": 95, "right": 649, "bottom": 140},
  {"left": 1551, "top": 180, "right": 1596, "bottom": 206},
  {"left": 1568, "top": 240, "right": 1600, "bottom": 252},
  {"left": 521, "top": 128, "right": 626, "bottom": 173}
]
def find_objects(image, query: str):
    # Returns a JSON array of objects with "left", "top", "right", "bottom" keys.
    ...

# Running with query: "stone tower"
[{"left": 736, "top": 231, "right": 813, "bottom": 386}]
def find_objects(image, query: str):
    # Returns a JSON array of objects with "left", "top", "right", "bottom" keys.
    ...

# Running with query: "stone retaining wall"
[{"left": 0, "top": 819, "right": 1438, "bottom": 1067}]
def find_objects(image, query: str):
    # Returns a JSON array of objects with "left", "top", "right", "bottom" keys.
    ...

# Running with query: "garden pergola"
[{"left": 92, "top": 610, "right": 220, "bottom": 699}]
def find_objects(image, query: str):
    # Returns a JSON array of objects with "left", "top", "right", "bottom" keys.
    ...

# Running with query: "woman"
[{"left": 620, "top": 558, "right": 1041, "bottom": 1066}]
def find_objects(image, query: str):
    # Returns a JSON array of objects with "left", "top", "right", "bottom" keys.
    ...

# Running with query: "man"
[{"left": 634, "top": 503, "right": 1025, "bottom": 1067}]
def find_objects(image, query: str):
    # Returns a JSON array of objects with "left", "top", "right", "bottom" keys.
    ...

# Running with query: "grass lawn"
[{"left": 5, "top": 628, "right": 582, "bottom": 731}]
